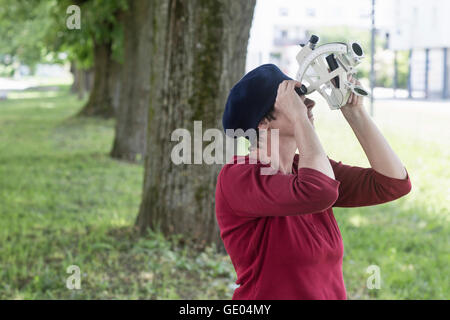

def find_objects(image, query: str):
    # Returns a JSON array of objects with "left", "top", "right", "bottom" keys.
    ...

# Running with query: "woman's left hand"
[{"left": 341, "top": 75, "right": 364, "bottom": 110}]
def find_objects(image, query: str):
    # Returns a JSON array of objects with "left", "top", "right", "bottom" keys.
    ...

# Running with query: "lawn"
[{"left": 0, "top": 87, "right": 448, "bottom": 299}]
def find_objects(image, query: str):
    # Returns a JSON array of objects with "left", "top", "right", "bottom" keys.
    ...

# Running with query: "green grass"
[
  {"left": 0, "top": 87, "right": 234, "bottom": 299},
  {"left": 0, "top": 87, "right": 448, "bottom": 299}
]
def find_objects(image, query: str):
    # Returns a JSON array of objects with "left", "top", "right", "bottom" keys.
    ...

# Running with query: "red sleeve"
[
  {"left": 330, "top": 159, "right": 412, "bottom": 208},
  {"left": 219, "top": 162, "right": 340, "bottom": 218}
]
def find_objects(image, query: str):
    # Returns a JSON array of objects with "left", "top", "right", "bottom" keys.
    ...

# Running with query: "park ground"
[{"left": 0, "top": 86, "right": 448, "bottom": 299}]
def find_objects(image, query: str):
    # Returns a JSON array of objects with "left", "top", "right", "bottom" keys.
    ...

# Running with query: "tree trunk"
[
  {"left": 76, "top": 67, "right": 86, "bottom": 100},
  {"left": 109, "top": 58, "right": 122, "bottom": 116},
  {"left": 78, "top": 40, "right": 121, "bottom": 118},
  {"left": 84, "top": 68, "right": 94, "bottom": 93},
  {"left": 136, "top": 0, "right": 256, "bottom": 248},
  {"left": 70, "top": 62, "right": 78, "bottom": 94},
  {"left": 110, "top": 0, "right": 152, "bottom": 162},
  {"left": 70, "top": 62, "right": 85, "bottom": 100}
]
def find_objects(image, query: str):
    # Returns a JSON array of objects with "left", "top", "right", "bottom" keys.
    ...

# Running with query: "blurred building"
[
  {"left": 246, "top": 0, "right": 378, "bottom": 77},
  {"left": 388, "top": 0, "right": 450, "bottom": 98},
  {"left": 246, "top": 0, "right": 450, "bottom": 100}
]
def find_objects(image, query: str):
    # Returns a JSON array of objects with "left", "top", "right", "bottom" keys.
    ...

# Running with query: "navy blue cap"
[{"left": 222, "top": 64, "right": 293, "bottom": 135}]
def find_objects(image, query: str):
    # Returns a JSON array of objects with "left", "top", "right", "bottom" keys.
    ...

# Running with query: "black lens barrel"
[{"left": 295, "top": 84, "right": 308, "bottom": 96}]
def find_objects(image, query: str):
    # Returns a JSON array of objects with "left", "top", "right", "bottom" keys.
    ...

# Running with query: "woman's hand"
[
  {"left": 275, "top": 80, "right": 307, "bottom": 123},
  {"left": 340, "top": 75, "right": 364, "bottom": 114}
]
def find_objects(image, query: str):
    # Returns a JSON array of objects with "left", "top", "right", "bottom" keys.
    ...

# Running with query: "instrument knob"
[{"left": 310, "top": 35, "right": 319, "bottom": 44}]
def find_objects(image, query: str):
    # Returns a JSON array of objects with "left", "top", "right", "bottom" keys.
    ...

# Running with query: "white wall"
[{"left": 389, "top": 0, "right": 450, "bottom": 50}]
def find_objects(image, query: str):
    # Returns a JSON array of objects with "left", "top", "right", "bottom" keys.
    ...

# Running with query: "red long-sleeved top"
[{"left": 215, "top": 155, "right": 411, "bottom": 300}]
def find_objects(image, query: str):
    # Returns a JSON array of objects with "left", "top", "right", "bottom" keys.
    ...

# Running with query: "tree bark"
[
  {"left": 76, "top": 67, "right": 86, "bottom": 100},
  {"left": 70, "top": 62, "right": 78, "bottom": 94},
  {"left": 70, "top": 62, "right": 85, "bottom": 100},
  {"left": 78, "top": 40, "right": 121, "bottom": 118},
  {"left": 110, "top": 0, "right": 152, "bottom": 162},
  {"left": 84, "top": 68, "right": 94, "bottom": 93},
  {"left": 136, "top": 0, "right": 256, "bottom": 248}
]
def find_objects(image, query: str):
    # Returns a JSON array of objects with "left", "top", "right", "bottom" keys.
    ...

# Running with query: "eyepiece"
[{"left": 295, "top": 84, "right": 308, "bottom": 96}]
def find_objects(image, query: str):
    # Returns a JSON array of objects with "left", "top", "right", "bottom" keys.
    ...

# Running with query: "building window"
[
  {"left": 279, "top": 8, "right": 289, "bottom": 17},
  {"left": 432, "top": 6, "right": 438, "bottom": 27},
  {"left": 306, "top": 8, "right": 316, "bottom": 17}
]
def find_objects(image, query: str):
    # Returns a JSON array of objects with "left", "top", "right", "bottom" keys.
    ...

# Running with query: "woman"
[{"left": 215, "top": 64, "right": 411, "bottom": 300}]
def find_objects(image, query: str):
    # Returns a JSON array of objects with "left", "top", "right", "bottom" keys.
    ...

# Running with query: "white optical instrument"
[{"left": 294, "top": 35, "right": 370, "bottom": 110}]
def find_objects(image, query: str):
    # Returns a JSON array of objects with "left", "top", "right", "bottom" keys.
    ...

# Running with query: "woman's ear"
[{"left": 258, "top": 119, "right": 269, "bottom": 130}]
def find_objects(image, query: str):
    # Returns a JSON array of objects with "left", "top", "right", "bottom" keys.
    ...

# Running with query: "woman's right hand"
[{"left": 275, "top": 80, "right": 308, "bottom": 122}]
